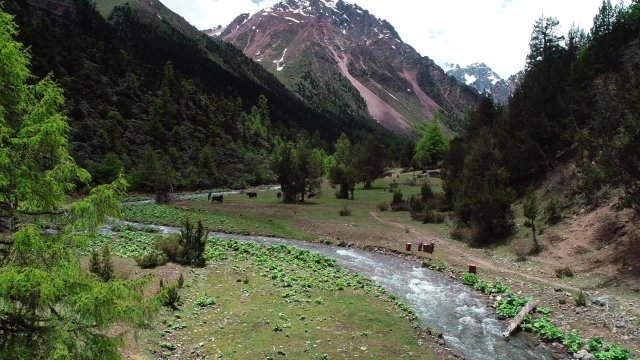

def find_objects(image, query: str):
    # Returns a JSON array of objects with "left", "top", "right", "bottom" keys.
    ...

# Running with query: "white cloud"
[{"left": 161, "top": 0, "right": 624, "bottom": 78}]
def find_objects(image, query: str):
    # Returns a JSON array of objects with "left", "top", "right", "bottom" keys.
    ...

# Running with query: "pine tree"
[
  {"left": 0, "top": 10, "right": 157, "bottom": 358},
  {"left": 526, "top": 16, "right": 564, "bottom": 69},
  {"left": 523, "top": 188, "right": 540, "bottom": 252}
]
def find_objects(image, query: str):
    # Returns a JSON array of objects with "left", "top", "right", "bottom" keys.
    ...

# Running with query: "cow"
[
  {"left": 211, "top": 195, "right": 223, "bottom": 203},
  {"left": 308, "top": 193, "right": 315, "bottom": 199},
  {"left": 247, "top": 192, "right": 258, "bottom": 199},
  {"left": 276, "top": 192, "right": 282, "bottom": 199}
]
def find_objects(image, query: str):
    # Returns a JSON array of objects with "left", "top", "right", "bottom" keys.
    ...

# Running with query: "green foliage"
[
  {"left": 178, "top": 218, "right": 208, "bottom": 267},
  {"left": 461, "top": 273, "right": 478, "bottom": 286},
  {"left": 521, "top": 316, "right": 564, "bottom": 342},
  {"left": 544, "top": 198, "right": 563, "bottom": 224},
  {"left": 523, "top": 188, "right": 540, "bottom": 251},
  {"left": 160, "top": 283, "right": 181, "bottom": 310},
  {"left": 134, "top": 250, "right": 168, "bottom": 269},
  {"left": 574, "top": 291, "right": 587, "bottom": 307},
  {"left": 351, "top": 133, "right": 389, "bottom": 189},
  {"left": 526, "top": 16, "right": 564, "bottom": 69},
  {"left": 273, "top": 141, "right": 323, "bottom": 202},
  {"left": 496, "top": 295, "right": 530, "bottom": 318},
  {"left": 328, "top": 134, "right": 357, "bottom": 200},
  {"left": 90, "top": 245, "right": 115, "bottom": 281},
  {"left": 588, "top": 337, "right": 604, "bottom": 352},
  {"left": 195, "top": 294, "right": 216, "bottom": 308},
  {"left": 0, "top": 13, "right": 157, "bottom": 358},
  {"left": 376, "top": 202, "right": 389, "bottom": 211},
  {"left": 594, "top": 344, "right": 631, "bottom": 360},
  {"left": 562, "top": 330, "right": 583, "bottom": 353},
  {"left": 421, "top": 181, "right": 434, "bottom": 201},
  {"left": 413, "top": 123, "right": 449, "bottom": 169},
  {"left": 3, "top": 0, "right": 385, "bottom": 194}
]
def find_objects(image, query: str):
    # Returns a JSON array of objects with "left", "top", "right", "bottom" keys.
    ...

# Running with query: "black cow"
[
  {"left": 247, "top": 192, "right": 258, "bottom": 199},
  {"left": 276, "top": 192, "right": 282, "bottom": 199},
  {"left": 211, "top": 195, "right": 223, "bottom": 203},
  {"left": 308, "top": 193, "right": 315, "bottom": 199}
]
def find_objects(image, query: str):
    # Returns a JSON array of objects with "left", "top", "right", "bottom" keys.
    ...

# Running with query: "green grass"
[
  {"left": 122, "top": 203, "right": 309, "bottom": 240},
  {"left": 103, "top": 229, "right": 436, "bottom": 359}
]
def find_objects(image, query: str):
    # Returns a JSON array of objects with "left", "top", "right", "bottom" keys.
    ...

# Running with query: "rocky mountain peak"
[
  {"left": 446, "top": 63, "right": 521, "bottom": 105},
  {"left": 218, "top": 0, "right": 480, "bottom": 134}
]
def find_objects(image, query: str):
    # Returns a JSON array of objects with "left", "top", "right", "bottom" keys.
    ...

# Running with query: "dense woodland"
[
  {"left": 444, "top": 0, "right": 640, "bottom": 245},
  {"left": 3, "top": 0, "right": 409, "bottom": 191}
]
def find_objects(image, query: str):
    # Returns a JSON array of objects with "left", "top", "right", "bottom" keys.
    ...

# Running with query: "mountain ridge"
[
  {"left": 217, "top": 0, "right": 480, "bottom": 135},
  {"left": 446, "top": 62, "right": 523, "bottom": 105}
]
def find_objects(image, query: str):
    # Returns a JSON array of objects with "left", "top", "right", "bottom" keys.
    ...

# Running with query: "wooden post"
[
  {"left": 424, "top": 242, "right": 434, "bottom": 254},
  {"left": 405, "top": 243, "right": 412, "bottom": 251},
  {"left": 468, "top": 265, "right": 477, "bottom": 274},
  {"left": 418, "top": 243, "right": 424, "bottom": 251},
  {"left": 502, "top": 301, "right": 537, "bottom": 338}
]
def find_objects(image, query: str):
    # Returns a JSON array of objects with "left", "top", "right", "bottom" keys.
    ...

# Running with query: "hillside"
[
  {"left": 6, "top": 0, "right": 387, "bottom": 190},
  {"left": 217, "top": 0, "right": 481, "bottom": 135}
]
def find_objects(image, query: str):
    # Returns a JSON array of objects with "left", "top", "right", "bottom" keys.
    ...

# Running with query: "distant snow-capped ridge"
[{"left": 446, "top": 63, "right": 522, "bottom": 105}]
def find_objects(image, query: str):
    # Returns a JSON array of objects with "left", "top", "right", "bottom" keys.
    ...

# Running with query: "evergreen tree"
[
  {"left": 523, "top": 188, "right": 540, "bottom": 252},
  {"left": 0, "top": 10, "right": 156, "bottom": 357},
  {"left": 526, "top": 16, "right": 564, "bottom": 69},
  {"left": 352, "top": 134, "right": 389, "bottom": 189}
]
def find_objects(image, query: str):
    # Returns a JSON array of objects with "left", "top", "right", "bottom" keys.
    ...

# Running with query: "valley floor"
[{"left": 117, "top": 170, "right": 639, "bottom": 358}]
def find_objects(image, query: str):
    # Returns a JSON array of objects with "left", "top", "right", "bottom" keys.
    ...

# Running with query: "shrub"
[
  {"left": 156, "top": 236, "right": 182, "bottom": 262},
  {"left": 514, "top": 244, "right": 529, "bottom": 262},
  {"left": 421, "top": 181, "right": 434, "bottom": 201},
  {"left": 177, "top": 273, "right": 184, "bottom": 288},
  {"left": 195, "top": 295, "right": 216, "bottom": 308},
  {"left": 376, "top": 202, "right": 389, "bottom": 211},
  {"left": 160, "top": 283, "right": 181, "bottom": 310},
  {"left": 89, "top": 245, "right": 114, "bottom": 281},
  {"left": 423, "top": 210, "right": 446, "bottom": 224},
  {"left": 555, "top": 267, "right": 574, "bottom": 278},
  {"left": 135, "top": 251, "right": 168, "bottom": 269},
  {"left": 574, "top": 291, "right": 587, "bottom": 307},
  {"left": 523, "top": 316, "right": 564, "bottom": 342},
  {"left": 391, "top": 189, "right": 404, "bottom": 205},
  {"left": 178, "top": 218, "right": 208, "bottom": 267},
  {"left": 339, "top": 203, "right": 351, "bottom": 216},
  {"left": 544, "top": 199, "right": 563, "bottom": 224},
  {"left": 595, "top": 344, "right": 631, "bottom": 360}
]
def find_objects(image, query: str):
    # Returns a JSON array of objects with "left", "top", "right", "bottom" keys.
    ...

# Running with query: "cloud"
[{"left": 161, "top": 0, "right": 623, "bottom": 78}]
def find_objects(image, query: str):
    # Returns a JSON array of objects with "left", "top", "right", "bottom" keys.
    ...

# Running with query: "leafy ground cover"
[{"left": 93, "top": 230, "right": 436, "bottom": 359}]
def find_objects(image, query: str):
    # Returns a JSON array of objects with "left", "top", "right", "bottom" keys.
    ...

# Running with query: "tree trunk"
[
  {"left": 531, "top": 224, "right": 539, "bottom": 252},
  {"left": 364, "top": 180, "right": 372, "bottom": 190},
  {"left": 502, "top": 301, "right": 537, "bottom": 338}
]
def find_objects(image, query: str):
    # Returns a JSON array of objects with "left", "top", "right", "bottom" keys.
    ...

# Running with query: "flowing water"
[{"left": 106, "top": 220, "right": 557, "bottom": 360}]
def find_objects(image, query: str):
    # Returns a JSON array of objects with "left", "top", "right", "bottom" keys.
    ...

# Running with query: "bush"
[
  {"left": 514, "top": 244, "right": 529, "bottom": 261},
  {"left": 135, "top": 251, "right": 168, "bottom": 269},
  {"left": 423, "top": 210, "right": 446, "bottom": 224},
  {"left": 555, "top": 267, "right": 574, "bottom": 278},
  {"left": 179, "top": 218, "right": 208, "bottom": 267},
  {"left": 461, "top": 273, "right": 478, "bottom": 286},
  {"left": 89, "top": 245, "right": 114, "bottom": 282},
  {"left": 574, "top": 291, "right": 587, "bottom": 307},
  {"left": 562, "top": 330, "right": 583, "bottom": 353},
  {"left": 376, "top": 202, "right": 389, "bottom": 211},
  {"left": 391, "top": 190, "right": 409, "bottom": 211},
  {"left": 156, "top": 236, "right": 182, "bottom": 262},
  {"left": 339, "top": 202, "right": 351, "bottom": 216},
  {"left": 160, "top": 283, "right": 181, "bottom": 310},
  {"left": 421, "top": 181, "right": 434, "bottom": 201},
  {"left": 544, "top": 199, "right": 563, "bottom": 224}
]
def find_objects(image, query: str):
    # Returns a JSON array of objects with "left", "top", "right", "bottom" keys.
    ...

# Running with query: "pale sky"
[{"left": 161, "top": 0, "right": 617, "bottom": 78}]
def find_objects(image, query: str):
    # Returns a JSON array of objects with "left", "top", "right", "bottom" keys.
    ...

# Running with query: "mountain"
[
  {"left": 217, "top": 0, "right": 480, "bottom": 135},
  {"left": 6, "top": 0, "right": 388, "bottom": 190},
  {"left": 445, "top": 63, "right": 523, "bottom": 105}
]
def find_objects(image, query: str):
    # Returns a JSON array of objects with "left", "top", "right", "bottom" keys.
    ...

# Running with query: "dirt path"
[{"left": 369, "top": 211, "right": 581, "bottom": 293}]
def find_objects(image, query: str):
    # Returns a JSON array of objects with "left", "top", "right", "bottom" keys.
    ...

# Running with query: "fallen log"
[{"left": 502, "top": 300, "right": 537, "bottom": 338}]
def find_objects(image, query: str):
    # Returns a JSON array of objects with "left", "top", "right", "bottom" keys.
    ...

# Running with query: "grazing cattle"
[
  {"left": 211, "top": 195, "right": 223, "bottom": 203},
  {"left": 308, "top": 193, "right": 315, "bottom": 199},
  {"left": 276, "top": 192, "right": 282, "bottom": 199},
  {"left": 247, "top": 192, "right": 258, "bottom": 199}
]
